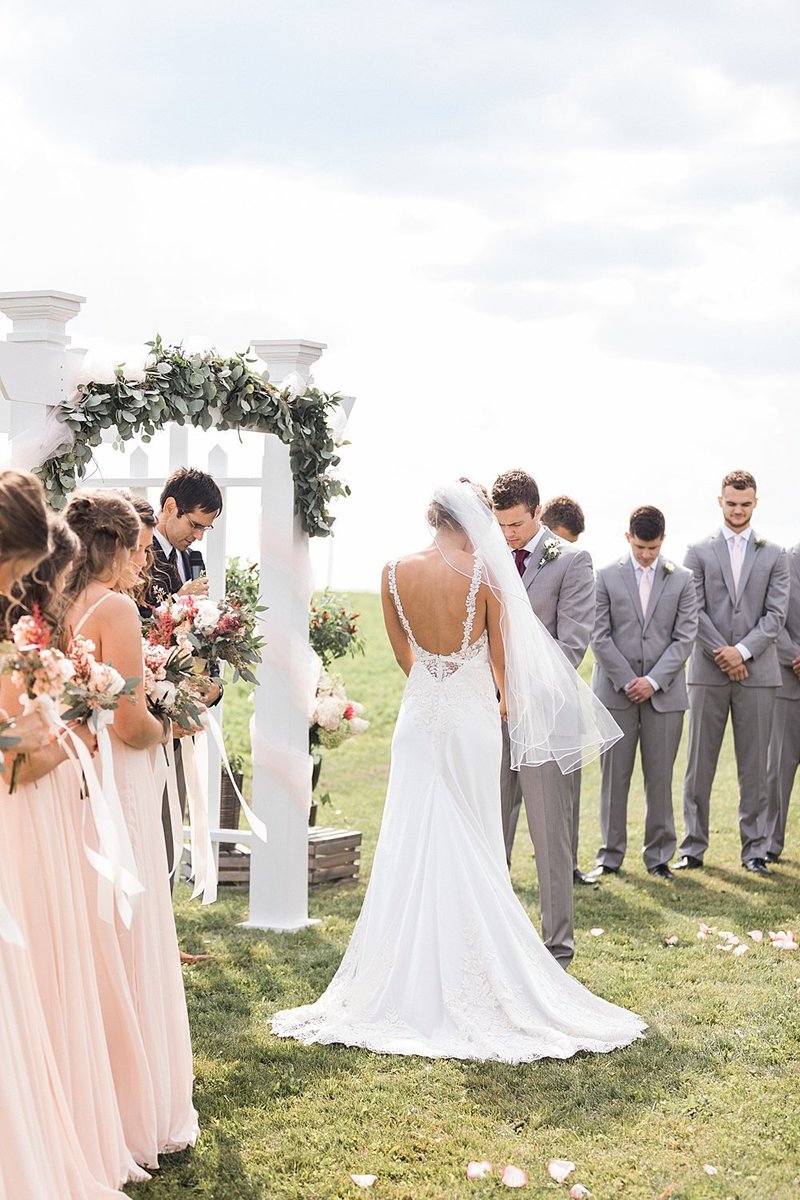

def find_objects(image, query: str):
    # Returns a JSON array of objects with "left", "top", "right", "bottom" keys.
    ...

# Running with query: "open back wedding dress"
[{"left": 271, "top": 552, "right": 646, "bottom": 1061}]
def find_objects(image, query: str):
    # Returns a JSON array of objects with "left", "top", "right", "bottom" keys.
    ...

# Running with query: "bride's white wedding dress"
[{"left": 271, "top": 556, "right": 646, "bottom": 1061}]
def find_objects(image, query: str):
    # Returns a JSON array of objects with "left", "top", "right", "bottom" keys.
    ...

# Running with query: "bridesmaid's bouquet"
[
  {"left": 146, "top": 591, "right": 265, "bottom": 684},
  {"left": 141, "top": 640, "right": 204, "bottom": 732},
  {"left": 309, "top": 667, "right": 369, "bottom": 750},
  {"left": 61, "top": 634, "right": 138, "bottom": 729}
]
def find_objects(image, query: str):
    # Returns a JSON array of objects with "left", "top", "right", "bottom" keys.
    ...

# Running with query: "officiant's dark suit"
[
  {"left": 146, "top": 541, "right": 199, "bottom": 608},
  {"left": 494, "top": 470, "right": 595, "bottom": 970}
]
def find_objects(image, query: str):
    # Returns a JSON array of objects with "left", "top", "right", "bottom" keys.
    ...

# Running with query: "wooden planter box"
[{"left": 182, "top": 827, "right": 361, "bottom": 887}]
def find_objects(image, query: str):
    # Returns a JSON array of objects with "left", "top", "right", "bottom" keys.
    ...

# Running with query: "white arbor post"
[
  {"left": 244, "top": 338, "right": 326, "bottom": 931},
  {"left": 0, "top": 290, "right": 84, "bottom": 445}
]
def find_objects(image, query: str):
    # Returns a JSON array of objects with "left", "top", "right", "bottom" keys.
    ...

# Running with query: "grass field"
[{"left": 129, "top": 592, "right": 800, "bottom": 1200}]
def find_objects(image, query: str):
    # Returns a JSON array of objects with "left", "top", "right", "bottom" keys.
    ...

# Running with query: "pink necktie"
[
  {"left": 731, "top": 534, "right": 743, "bottom": 595},
  {"left": 638, "top": 567, "right": 652, "bottom": 617}
]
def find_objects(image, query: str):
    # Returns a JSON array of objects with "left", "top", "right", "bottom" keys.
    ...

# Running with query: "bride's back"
[{"left": 392, "top": 547, "right": 483, "bottom": 655}]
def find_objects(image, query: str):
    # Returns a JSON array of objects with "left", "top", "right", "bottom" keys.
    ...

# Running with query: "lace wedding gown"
[{"left": 271, "top": 557, "right": 646, "bottom": 1061}]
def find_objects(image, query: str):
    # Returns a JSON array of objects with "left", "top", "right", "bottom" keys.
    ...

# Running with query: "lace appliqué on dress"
[{"left": 388, "top": 558, "right": 495, "bottom": 732}]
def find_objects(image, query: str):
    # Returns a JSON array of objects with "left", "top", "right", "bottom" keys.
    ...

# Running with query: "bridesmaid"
[
  {"left": 0, "top": 469, "right": 124, "bottom": 1200},
  {"left": 63, "top": 490, "right": 200, "bottom": 1157},
  {"left": 0, "top": 515, "right": 148, "bottom": 1190}
]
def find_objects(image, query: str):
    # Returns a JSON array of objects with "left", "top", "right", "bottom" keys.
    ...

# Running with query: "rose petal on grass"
[
  {"left": 770, "top": 929, "right": 799, "bottom": 950},
  {"left": 748, "top": 930, "right": 764, "bottom": 942},
  {"left": 466, "top": 1162, "right": 493, "bottom": 1180},
  {"left": 716, "top": 943, "right": 734, "bottom": 952},
  {"left": 664, "top": 935, "right": 679, "bottom": 946},
  {"left": 702, "top": 1164, "right": 718, "bottom": 1175},
  {"left": 501, "top": 1164, "right": 528, "bottom": 1188},
  {"left": 697, "top": 923, "right": 716, "bottom": 940},
  {"left": 732, "top": 944, "right": 749, "bottom": 957},
  {"left": 548, "top": 1159, "right": 576, "bottom": 1183},
  {"left": 351, "top": 1175, "right": 377, "bottom": 1188},
  {"left": 589, "top": 928, "right": 604, "bottom": 937},
  {"left": 569, "top": 1185, "right": 593, "bottom": 1199}
]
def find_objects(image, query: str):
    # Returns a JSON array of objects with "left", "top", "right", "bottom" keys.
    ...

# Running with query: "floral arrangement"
[
  {"left": 141, "top": 640, "right": 204, "bottom": 732},
  {"left": 309, "top": 592, "right": 365, "bottom": 668},
  {"left": 755, "top": 534, "right": 767, "bottom": 548},
  {"left": 61, "top": 634, "right": 138, "bottom": 727},
  {"left": 663, "top": 560, "right": 675, "bottom": 575},
  {"left": 538, "top": 537, "right": 562, "bottom": 567},
  {"left": 35, "top": 337, "right": 349, "bottom": 537},
  {"left": 0, "top": 608, "right": 136, "bottom": 789},
  {"left": 146, "top": 592, "right": 265, "bottom": 684},
  {"left": 310, "top": 667, "right": 369, "bottom": 750}
]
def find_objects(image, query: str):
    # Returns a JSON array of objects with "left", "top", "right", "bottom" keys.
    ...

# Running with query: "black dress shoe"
[
  {"left": 674, "top": 855, "right": 703, "bottom": 870},
  {"left": 573, "top": 869, "right": 594, "bottom": 885},
  {"left": 743, "top": 858, "right": 770, "bottom": 875},
  {"left": 586, "top": 864, "right": 619, "bottom": 881},
  {"left": 648, "top": 864, "right": 675, "bottom": 881},
  {"left": 765, "top": 852, "right": 781, "bottom": 864}
]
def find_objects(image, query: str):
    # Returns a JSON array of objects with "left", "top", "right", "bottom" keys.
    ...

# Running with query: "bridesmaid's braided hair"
[
  {"left": 63, "top": 490, "right": 140, "bottom": 599},
  {"left": 0, "top": 517, "right": 80, "bottom": 647}
]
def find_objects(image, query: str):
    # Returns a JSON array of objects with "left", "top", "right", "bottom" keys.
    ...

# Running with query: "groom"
[{"left": 492, "top": 469, "right": 596, "bottom": 969}]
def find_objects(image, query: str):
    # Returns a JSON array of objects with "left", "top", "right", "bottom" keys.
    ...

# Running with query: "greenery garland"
[{"left": 36, "top": 335, "right": 349, "bottom": 537}]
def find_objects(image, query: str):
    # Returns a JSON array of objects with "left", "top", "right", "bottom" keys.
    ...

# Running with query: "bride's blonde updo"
[
  {"left": 63, "top": 490, "right": 140, "bottom": 596},
  {"left": 427, "top": 478, "right": 491, "bottom": 532}
]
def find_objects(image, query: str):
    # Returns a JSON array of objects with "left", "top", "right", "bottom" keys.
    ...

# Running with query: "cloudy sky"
[{"left": 1, "top": 1, "right": 799, "bottom": 588}]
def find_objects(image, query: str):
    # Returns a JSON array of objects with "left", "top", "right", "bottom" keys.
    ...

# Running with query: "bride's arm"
[
  {"left": 485, "top": 586, "right": 507, "bottom": 718},
  {"left": 381, "top": 565, "right": 414, "bottom": 676}
]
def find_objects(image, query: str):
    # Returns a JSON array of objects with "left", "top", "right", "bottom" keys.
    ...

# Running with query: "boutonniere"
[
  {"left": 662, "top": 560, "right": 675, "bottom": 575},
  {"left": 538, "top": 538, "right": 562, "bottom": 568},
  {"left": 754, "top": 535, "right": 767, "bottom": 549}
]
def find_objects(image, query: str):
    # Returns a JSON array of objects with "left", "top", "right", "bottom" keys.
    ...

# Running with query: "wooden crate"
[
  {"left": 308, "top": 827, "right": 362, "bottom": 886},
  {"left": 181, "top": 828, "right": 362, "bottom": 887}
]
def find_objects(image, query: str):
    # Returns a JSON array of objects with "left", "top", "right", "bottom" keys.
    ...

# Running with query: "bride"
[{"left": 271, "top": 481, "right": 646, "bottom": 1061}]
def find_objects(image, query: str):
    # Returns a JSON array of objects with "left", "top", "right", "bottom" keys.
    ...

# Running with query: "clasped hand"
[
  {"left": 177, "top": 578, "right": 209, "bottom": 598},
  {"left": 625, "top": 677, "right": 655, "bottom": 704},
  {"left": 713, "top": 645, "right": 748, "bottom": 681}
]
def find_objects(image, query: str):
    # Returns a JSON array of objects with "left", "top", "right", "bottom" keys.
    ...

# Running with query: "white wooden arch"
[{"left": 0, "top": 289, "right": 345, "bottom": 931}]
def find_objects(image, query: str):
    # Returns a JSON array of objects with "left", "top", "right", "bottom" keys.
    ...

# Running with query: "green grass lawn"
[{"left": 129, "top": 593, "right": 800, "bottom": 1199}]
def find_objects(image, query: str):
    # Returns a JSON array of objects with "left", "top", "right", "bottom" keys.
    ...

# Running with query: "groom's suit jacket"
[
  {"left": 591, "top": 556, "right": 697, "bottom": 713},
  {"left": 519, "top": 526, "right": 595, "bottom": 668},
  {"left": 685, "top": 531, "right": 789, "bottom": 687}
]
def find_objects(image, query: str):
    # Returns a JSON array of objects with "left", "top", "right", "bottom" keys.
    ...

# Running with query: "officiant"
[{"left": 145, "top": 467, "right": 224, "bottom": 883}]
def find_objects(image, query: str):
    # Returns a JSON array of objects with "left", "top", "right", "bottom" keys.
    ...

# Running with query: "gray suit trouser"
[
  {"left": 161, "top": 741, "right": 187, "bottom": 895},
  {"left": 680, "top": 682, "right": 776, "bottom": 863},
  {"left": 570, "top": 769, "right": 582, "bottom": 870},
  {"left": 595, "top": 702, "right": 683, "bottom": 871},
  {"left": 766, "top": 697, "right": 800, "bottom": 858},
  {"left": 500, "top": 725, "right": 574, "bottom": 968}
]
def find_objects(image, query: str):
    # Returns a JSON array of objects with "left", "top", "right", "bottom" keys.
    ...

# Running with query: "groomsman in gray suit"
[
  {"left": 676, "top": 470, "right": 790, "bottom": 876},
  {"left": 765, "top": 543, "right": 800, "bottom": 862},
  {"left": 589, "top": 506, "right": 698, "bottom": 881},
  {"left": 494, "top": 470, "right": 595, "bottom": 968},
  {"left": 540, "top": 496, "right": 593, "bottom": 886}
]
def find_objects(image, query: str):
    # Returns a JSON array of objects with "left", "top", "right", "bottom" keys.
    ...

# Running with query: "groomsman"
[
  {"left": 493, "top": 469, "right": 595, "bottom": 968},
  {"left": 589, "top": 506, "right": 698, "bottom": 880},
  {"left": 676, "top": 470, "right": 789, "bottom": 875},
  {"left": 541, "top": 495, "right": 591, "bottom": 885},
  {"left": 765, "top": 542, "right": 800, "bottom": 862}
]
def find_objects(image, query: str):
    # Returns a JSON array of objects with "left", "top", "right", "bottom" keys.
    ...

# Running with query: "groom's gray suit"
[
  {"left": 680, "top": 530, "right": 789, "bottom": 863},
  {"left": 591, "top": 555, "right": 698, "bottom": 871},
  {"left": 766, "top": 544, "right": 800, "bottom": 859},
  {"left": 500, "top": 526, "right": 595, "bottom": 968}
]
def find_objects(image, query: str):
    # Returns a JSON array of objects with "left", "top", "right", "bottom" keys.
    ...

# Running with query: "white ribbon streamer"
[
  {"left": 180, "top": 734, "right": 218, "bottom": 905},
  {"left": 151, "top": 738, "right": 183, "bottom": 878},
  {"left": 201, "top": 712, "right": 268, "bottom": 844},
  {"left": 0, "top": 897, "right": 25, "bottom": 947}
]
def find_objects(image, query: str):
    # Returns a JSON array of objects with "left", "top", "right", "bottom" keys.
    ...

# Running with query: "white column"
[
  {"left": 0, "top": 290, "right": 85, "bottom": 441},
  {"left": 243, "top": 340, "right": 322, "bottom": 930}
]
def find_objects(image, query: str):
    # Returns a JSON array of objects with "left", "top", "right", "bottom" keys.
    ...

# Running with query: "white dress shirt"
[
  {"left": 630, "top": 554, "right": 659, "bottom": 692},
  {"left": 721, "top": 525, "right": 753, "bottom": 661},
  {"left": 154, "top": 529, "right": 187, "bottom": 585}
]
